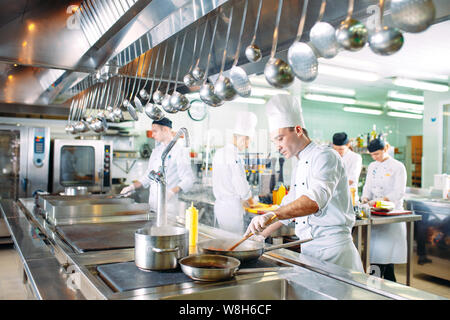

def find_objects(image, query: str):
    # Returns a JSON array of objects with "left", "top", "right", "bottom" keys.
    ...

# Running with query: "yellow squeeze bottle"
[{"left": 185, "top": 202, "right": 198, "bottom": 254}]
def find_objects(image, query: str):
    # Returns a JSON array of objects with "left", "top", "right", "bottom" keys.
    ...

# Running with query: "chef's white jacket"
[
  {"left": 280, "top": 142, "right": 363, "bottom": 272},
  {"left": 139, "top": 140, "right": 195, "bottom": 214},
  {"left": 362, "top": 156, "right": 407, "bottom": 264},
  {"left": 342, "top": 149, "right": 362, "bottom": 202},
  {"left": 212, "top": 143, "right": 252, "bottom": 234}
]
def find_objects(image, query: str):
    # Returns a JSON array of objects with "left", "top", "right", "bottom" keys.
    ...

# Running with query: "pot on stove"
[{"left": 134, "top": 226, "right": 189, "bottom": 271}]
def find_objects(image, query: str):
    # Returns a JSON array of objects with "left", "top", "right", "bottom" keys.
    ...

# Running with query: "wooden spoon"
[{"left": 227, "top": 214, "right": 278, "bottom": 251}]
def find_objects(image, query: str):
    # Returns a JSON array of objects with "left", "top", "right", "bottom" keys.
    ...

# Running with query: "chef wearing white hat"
[
  {"left": 246, "top": 94, "right": 364, "bottom": 272},
  {"left": 212, "top": 111, "right": 258, "bottom": 234}
]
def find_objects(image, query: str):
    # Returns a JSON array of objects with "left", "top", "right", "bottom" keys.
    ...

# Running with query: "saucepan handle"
[
  {"left": 263, "top": 238, "right": 313, "bottom": 253},
  {"left": 235, "top": 267, "right": 283, "bottom": 275}
]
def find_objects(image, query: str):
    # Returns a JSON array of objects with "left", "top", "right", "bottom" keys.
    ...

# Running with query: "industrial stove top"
[{"left": 96, "top": 257, "right": 285, "bottom": 292}]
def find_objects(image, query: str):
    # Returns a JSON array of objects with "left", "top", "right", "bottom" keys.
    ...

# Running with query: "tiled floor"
[{"left": 0, "top": 244, "right": 449, "bottom": 300}]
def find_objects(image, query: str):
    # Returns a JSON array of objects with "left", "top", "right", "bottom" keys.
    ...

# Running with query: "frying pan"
[
  {"left": 198, "top": 238, "right": 313, "bottom": 262},
  {"left": 179, "top": 254, "right": 283, "bottom": 282}
]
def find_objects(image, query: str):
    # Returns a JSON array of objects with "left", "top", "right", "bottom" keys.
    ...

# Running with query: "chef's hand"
[
  {"left": 120, "top": 184, "right": 135, "bottom": 195},
  {"left": 248, "top": 234, "right": 266, "bottom": 243},
  {"left": 361, "top": 197, "right": 369, "bottom": 204},
  {"left": 244, "top": 212, "right": 278, "bottom": 236}
]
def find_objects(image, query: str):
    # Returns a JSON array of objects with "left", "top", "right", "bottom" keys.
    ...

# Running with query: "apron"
[
  {"left": 367, "top": 160, "right": 407, "bottom": 264},
  {"left": 292, "top": 145, "right": 364, "bottom": 272},
  {"left": 214, "top": 197, "right": 245, "bottom": 234}
]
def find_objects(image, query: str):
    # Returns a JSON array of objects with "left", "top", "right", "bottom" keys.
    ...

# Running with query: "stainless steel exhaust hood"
[{"left": 0, "top": 0, "right": 449, "bottom": 117}]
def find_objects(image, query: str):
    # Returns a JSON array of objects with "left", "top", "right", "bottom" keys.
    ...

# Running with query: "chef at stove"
[
  {"left": 245, "top": 94, "right": 364, "bottom": 272},
  {"left": 120, "top": 117, "right": 195, "bottom": 216}
]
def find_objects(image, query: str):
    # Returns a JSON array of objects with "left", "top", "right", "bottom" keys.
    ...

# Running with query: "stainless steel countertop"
[{"left": 1, "top": 198, "right": 446, "bottom": 300}]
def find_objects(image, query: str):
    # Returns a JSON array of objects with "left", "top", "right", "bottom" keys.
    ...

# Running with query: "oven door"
[{"left": 53, "top": 139, "right": 109, "bottom": 193}]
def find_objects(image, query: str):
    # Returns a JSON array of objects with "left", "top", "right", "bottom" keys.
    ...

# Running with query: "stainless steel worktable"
[{"left": 1, "top": 198, "right": 444, "bottom": 300}]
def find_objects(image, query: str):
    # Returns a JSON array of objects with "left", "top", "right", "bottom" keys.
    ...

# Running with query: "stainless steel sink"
[{"left": 161, "top": 277, "right": 332, "bottom": 300}]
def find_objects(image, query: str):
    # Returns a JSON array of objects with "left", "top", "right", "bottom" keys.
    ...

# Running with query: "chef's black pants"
[{"left": 371, "top": 264, "right": 396, "bottom": 282}]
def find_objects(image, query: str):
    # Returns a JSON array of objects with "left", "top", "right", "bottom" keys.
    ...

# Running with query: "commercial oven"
[
  {"left": 0, "top": 125, "right": 50, "bottom": 239},
  {"left": 51, "top": 139, "right": 112, "bottom": 194}
]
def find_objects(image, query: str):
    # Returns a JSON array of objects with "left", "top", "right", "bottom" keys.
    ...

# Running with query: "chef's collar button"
[{"left": 302, "top": 182, "right": 305, "bottom": 185}]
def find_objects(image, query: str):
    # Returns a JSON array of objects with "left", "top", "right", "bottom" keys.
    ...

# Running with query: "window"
[{"left": 60, "top": 146, "right": 95, "bottom": 186}]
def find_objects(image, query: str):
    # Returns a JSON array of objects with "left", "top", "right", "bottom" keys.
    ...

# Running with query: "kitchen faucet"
[{"left": 148, "top": 127, "right": 190, "bottom": 227}]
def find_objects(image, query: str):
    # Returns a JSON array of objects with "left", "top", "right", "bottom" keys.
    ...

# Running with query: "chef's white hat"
[
  {"left": 233, "top": 111, "right": 258, "bottom": 137},
  {"left": 265, "top": 94, "right": 305, "bottom": 133}
]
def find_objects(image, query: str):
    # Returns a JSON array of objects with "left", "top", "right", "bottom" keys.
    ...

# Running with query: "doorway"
[{"left": 406, "top": 136, "right": 423, "bottom": 188}]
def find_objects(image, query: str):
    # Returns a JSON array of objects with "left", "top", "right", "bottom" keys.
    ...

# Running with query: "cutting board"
[{"left": 371, "top": 210, "right": 412, "bottom": 216}]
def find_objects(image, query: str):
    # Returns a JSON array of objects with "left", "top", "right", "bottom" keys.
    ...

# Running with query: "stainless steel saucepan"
[
  {"left": 198, "top": 237, "right": 312, "bottom": 262},
  {"left": 179, "top": 254, "right": 283, "bottom": 282}
]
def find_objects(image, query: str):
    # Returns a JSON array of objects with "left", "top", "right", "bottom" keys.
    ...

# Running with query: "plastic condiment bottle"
[
  {"left": 350, "top": 187, "right": 356, "bottom": 206},
  {"left": 276, "top": 184, "right": 286, "bottom": 205},
  {"left": 185, "top": 202, "right": 198, "bottom": 254}
]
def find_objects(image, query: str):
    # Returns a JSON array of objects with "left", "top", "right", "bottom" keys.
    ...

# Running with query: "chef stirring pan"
[
  {"left": 179, "top": 254, "right": 282, "bottom": 282},
  {"left": 198, "top": 238, "right": 313, "bottom": 262}
]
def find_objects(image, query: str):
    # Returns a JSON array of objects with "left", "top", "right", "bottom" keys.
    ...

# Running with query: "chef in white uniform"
[
  {"left": 245, "top": 94, "right": 364, "bottom": 272},
  {"left": 362, "top": 138, "right": 407, "bottom": 282},
  {"left": 120, "top": 118, "right": 195, "bottom": 216},
  {"left": 212, "top": 111, "right": 258, "bottom": 234},
  {"left": 332, "top": 132, "right": 362, "bottom": 203}
]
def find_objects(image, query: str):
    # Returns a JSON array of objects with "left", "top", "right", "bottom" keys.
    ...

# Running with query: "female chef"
[{"left": 362, "top": 138, "right": 407, "bottom": 281}]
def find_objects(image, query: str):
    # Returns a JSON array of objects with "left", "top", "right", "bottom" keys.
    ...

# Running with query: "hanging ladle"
[
  {"left": 170, "top": 32, "right": 191, "bottom": 112},
  {"left": 123, "top": 44, "right": 142, "bottom": 121},
  {"left": 161, "top": 36, "right": 180, "bottom": 114},
  {"left": 264, "top": 0, "right": 294, "bottom": 88},
  {"left": 83, "top": 79, "right": 98, "bottom": 127},
  {"left": 144, "top": 47, "right": 165, "bottom": 120},
  {"left": 112, "top": 76, "right": 125, "bottom": 122},
  {"left": 309, "top": 0, "right": 339, "bottom": 59},
  {"left": 214, "top": 7, "right": 237, "bottom": 102},
  {"left": 139, "top": 42, "right": 156, "bottom": 101},
  {"left": 229, "top": 0, "right": 251, "bottom": 97},
  {"left": 287, "top": 0, "right": 318, "bottom": 82},
  {"left": 199, "top": 13, "right": 223, "bottom": 107},
  {"left": 92, "top": 81, "right": 110, "bottom": 133},
  {"left": 368, "top": 0, "right": 404, "bottom": 56},
  {"left": 152, "top": 43, "right": 169, "bottom": 105},
  {"left": 183, "top": 24, "right": 200, "bottom": 87},
  {"left": 114, "top": 51, "right": 133, "bottom": 122},
  {"left": 245, "top": 0, "right": 263, "bottom": 63},
  {"left": 132, "top": 38, "right": 148, "bottom": 112},
  {"left": 191, "top": 19, "right": 210, "bottom": 82},
  {"left": 73, "top": 83, "right": 90, "bottom": 133},
  {"left": 245, "top": 0, "right": 262, "bottom": 62},
  {"left": 65, "top": 96, "right": 77, "bottom": 134},
  {"left": 335, "top": 0, "right": 368, "bottom": 51},
  {"left": 390, "top": 0, "right": 435, "bottom": 33},
  {"left": 106, "top": 76, "right": 120, "bottom": 122}
]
